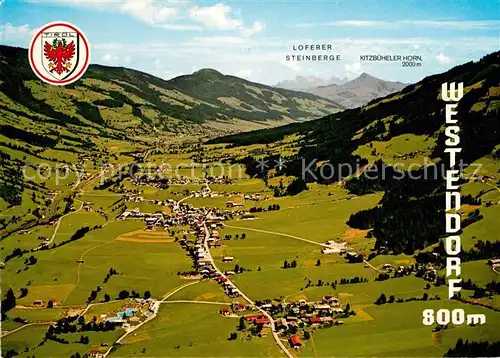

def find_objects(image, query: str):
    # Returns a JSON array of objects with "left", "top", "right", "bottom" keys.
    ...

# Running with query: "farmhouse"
[
  {"left": 313, "top": 304, "right": 331, "bottom": 311},
  {"left": 33, "top": 299, "right": 44, "bottom": 306},
  {"left": 87, "top": 350, "right": 104, "bottom": 358},
  {"left": 226, "top": 201, "right": 244, "bottom": 208},
  {"left": 321, "top": 248, "right": 338, "bottom": 255},
  {"left": 222, "top": 256, "right": 234, "bottom": 263},
  {"left": 488, "top": 258, "right": 500, "bottom": 265},
  {"left": 289, "top": 335, "right": 303, "bottom": 348}
]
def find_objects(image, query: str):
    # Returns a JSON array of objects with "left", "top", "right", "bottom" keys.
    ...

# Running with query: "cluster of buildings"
[
  {"left": 263, "top": 296, "right": 346, "bottom": 332},
  {"left": 99, "top": 298, "right": 158, "bottom": 328},
  {"left": 321, "top": 240, "right": 348, "bottom": 254}
]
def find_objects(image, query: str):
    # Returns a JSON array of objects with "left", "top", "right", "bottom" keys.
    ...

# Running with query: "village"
[{"left": 114, "top": 182, "right": 353, "bottom": 351}]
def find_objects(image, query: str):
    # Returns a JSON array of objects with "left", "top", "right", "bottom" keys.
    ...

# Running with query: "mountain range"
[
  {"left": 0, "top": 45, "right": 343, "bottom": 139},
  {"left": 275, "top": 73, "right": 408, "bottom": 108},
  {"left": 275, "top": 75, "right": 348, "bottom": 91}
]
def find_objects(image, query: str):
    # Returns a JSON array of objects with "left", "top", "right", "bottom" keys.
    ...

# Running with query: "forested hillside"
[{"left": 213, "top": 51, "right": 500, "bottom": 255}]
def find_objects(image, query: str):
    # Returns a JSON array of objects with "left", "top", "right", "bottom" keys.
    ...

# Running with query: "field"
[
  {"left": 116, "top": 303, "right": 283, "bottom": 357},
  {"left": 309, "top": 300, "right": 500, "bottom": 357}
]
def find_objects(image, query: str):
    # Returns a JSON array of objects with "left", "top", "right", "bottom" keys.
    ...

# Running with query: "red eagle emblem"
[{"left": 43, "top": 38, "right": 75, "bottom": 75}]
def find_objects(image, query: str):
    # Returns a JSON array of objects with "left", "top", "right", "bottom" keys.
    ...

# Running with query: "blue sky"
[{"left": 0, "top": 0, "right": 499, "bottom": 85}]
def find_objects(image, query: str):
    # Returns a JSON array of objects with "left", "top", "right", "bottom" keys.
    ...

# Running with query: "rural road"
[
  {"left": 33, "top": 199, "right": 84, "bottom": 251},
  {"left": 160, "top": 299, "right": 228, "bottom": 305},
  {"left": 1, "top": 322, "right": 53, "bottom": 338},
  {"left": 223, "top": 224, "right": 331, "bottom": 249},
  {"left": 202, "top": 220, "right": 294, "bottom": 358}
]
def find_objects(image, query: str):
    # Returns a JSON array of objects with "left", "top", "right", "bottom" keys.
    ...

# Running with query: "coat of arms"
[{"left": 29, "top": 22, "right": 90, "bottom": 86}]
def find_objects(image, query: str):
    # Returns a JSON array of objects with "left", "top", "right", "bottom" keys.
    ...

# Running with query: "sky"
[{"left": 0, "top": 0, "right": 499, "bottom": 85}]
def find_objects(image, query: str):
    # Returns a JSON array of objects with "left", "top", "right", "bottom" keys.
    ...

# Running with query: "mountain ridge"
[
  {"left": 275, "top": 72, "right": 408, "bottom": 109},
  {"left": 0, "top": 45, "right": 343, "bottom": 138}
]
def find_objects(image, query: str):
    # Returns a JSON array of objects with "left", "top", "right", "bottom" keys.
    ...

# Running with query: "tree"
[
  {"left": 290, "top": 260, "right": 297, "bottom": 268},
  {"left": 375, "top": 293, "right": 387, "bottom": 305},
  {"left": 28, "top": 256, "right": 38, "bottom": 265},
  {"left": 316, "top": 259, "right": 321, "bottom": 266},
  {"left": 283, "top": 260, "right": 289, "bottom": 269},
  {"left": 78, "top": 316, "right": 85, "bottom": 325},
  {"left": 422, "top": 292, "right": 429, "bottom": 301},
  {"left": 2, "top": 288, "right": 16, "bottom": 313},
  {"left": 104, "top": 294, "right": 110, "bottom": 302},
  {"left": 241, "top": 233, "right": 246, "bottom": 239},
  {"left": 238, "top": 316, "right": 246, "bottom": 331},
  {"left": 388, "top": 295, "right": 395, "bottom": 303},
  {"left": 47, "top": 300, "right": 54, "bottom": 308},
  {"left": 118, "top": 290, "right": 129, "bottom": 300},
  {"left": 303, "top": 331, "right": 311, "bottom": 340},
  {"left": 19, "top": 287, "right": 28, "bottom": 298},
  {"left": 286, "top": 177, "right": 308, "bottom": 196},
  {"left": 144, "top": 291, "right": 151, "bottom": 299}
]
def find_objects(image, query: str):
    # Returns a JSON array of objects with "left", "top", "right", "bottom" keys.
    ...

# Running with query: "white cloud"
[
  {"left": 102, "top": 53, "right": 119, "bottom": 63},
  {"left": 281, "top": 59, "right": 300, "bottom": 72},
  {"left": 235, "top": 69, "right": 252, "bottom": 78},
  {"left": 0, "top": 23, "right": 36, "bottom": 45},
  {"left": 243, "top": 20, "right": 265, "bottom": 36},
  {"left": 344, "top": 62, "right": 363, "bottom": 77},
  {"left": 188, "top": 3, "right": 242, "bottom": 30},
  {"left": 436, "top": 53, "right": 452, "bottom": 64},
  {"left": 405, "top": 20, "right": 500, "bottom": 30},
  {"left": 119, "top": 0, "right": 178, "bottom": 25},
  {"left": 0, "top": 23, "right": 33, "bottom": 35},
  {"left": 294, "top": 20, "right": 500, "bottom": 30}
]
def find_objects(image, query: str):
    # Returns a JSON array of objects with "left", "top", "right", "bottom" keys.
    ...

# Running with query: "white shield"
[{"left": 40, "top": 31, "right": 80, "bottom": 81}]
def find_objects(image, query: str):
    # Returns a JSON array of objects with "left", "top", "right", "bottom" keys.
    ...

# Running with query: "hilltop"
[
  {"left": 275, "top": 75, "right": 348, "bottom": 91},
  {"left": 305, "top": 72, "right": 408, "bottom": 108}
]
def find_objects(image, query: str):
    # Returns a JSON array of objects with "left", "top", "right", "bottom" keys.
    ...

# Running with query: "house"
[
  {"left": 87, "top": 350, "right": 104, "bottom": 358},
  {"left": 289, "top": 335, "right": 303, "bottom": 348},
  {"left": 310, "top": 317, "right": 322, "bottom": 324},
  {"left": 321, "top": 248, "right": 338, "bottom": 255},
  {"left": 488, "top": 258, "right": 500, "bottom": 265},
  {"left": 382, "top": 264, "right": 393, "bottom": 271},
  {"left": 219, "top": 307, "right": 231, "bottom": 315},
  {"left": 276, "top": 318, "right": 288, "bottom": 329},
  {"left": 314, "top": 304, "right": 331, "bottom": 311},
  {"left": 222, "top": 256, "right": 234, "bottom": 263},
  {"left": 245, "top": 314, "right": 267, "bottom": 322},
  {"left": 33, "top": 299, "right": 44, "bottom": 306},
  {"left": 231, "top": 303, "right": 248, "bottom": 312}
]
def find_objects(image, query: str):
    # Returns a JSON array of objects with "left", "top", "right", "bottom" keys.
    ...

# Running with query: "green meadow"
[{"left": 116, "top": 303, "right": 283, "bottom": 357}]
